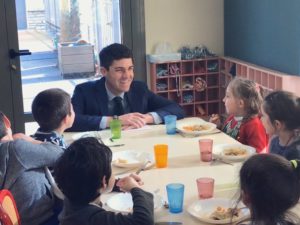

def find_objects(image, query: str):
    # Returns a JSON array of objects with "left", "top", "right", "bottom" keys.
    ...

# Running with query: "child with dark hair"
[
  {"left": 261, "top": 90, "right": 300, "bottom": 160},
  {"left": 210, "top": 77, "right": 268, "bottom": 153},
  {"left": 31, "top": 88, "right": 75, "bottom": 149},
  {"left": 54, "top": 137, "right": 154, "bottom": 225},
  {"left": 0, "top": 111, "right": 64, "bottom": 225},
  {"left": 238, "top": 154, "right": 300, "bottom": 225}
]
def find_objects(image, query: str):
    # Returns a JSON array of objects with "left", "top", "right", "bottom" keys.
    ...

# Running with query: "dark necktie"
[{"left": 113, "top": 96, "right": 124, "bottom": 116}]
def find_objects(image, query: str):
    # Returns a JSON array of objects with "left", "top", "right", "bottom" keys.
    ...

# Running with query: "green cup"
[{"left": 110, "top": 117, "right": 121, "bottom": 139}]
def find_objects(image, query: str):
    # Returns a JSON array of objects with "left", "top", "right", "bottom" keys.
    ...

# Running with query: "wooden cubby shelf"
[
  {"left": 150, "top": 57, "right": 224, "bottom": 118},
  {"left": 219, "top": 56, "right": 300, "bottom": 97},
  {"left": 149, "top": 56, "right": 300, "bottom": 119}
]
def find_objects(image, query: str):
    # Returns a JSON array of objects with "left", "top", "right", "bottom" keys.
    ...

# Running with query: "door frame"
[
  {"left": 1, "top": 0, "right": 25, "bottom": 133},
  {"left": 0, "top": 0, "right": 146, "bottom": 133},
  {"left": 121, "top": 0, "right": 146, "bottom": 83}
]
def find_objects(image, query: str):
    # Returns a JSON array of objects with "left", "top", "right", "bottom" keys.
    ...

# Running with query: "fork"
[
  {"left": 135, "top": 160, "right": 151, "bottom": 175},
  {"left": 176, "top": 129, "right": 221, "bottom": 138},
  {"left": 212, "top": 154, "right": 234, "bottom": 166}
]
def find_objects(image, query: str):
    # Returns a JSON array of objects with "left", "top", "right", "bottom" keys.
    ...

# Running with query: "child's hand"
[
  {"left": 116, "top": 174, "right": 144, "bottom": 192},
  {"left": 129, "top": 173, "right": 144, "bottom": 186},
  {"left": 209, "top": 114, "right": 220, "bottom": 124}
]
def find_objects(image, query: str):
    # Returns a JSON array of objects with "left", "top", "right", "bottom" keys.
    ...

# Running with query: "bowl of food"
[
  {"left": 214, "top": 144, "right": 256, "bottom": 161},
  {"left": 176, "top": 117, "right": 217, "bottom": 135},
  {"left": 187, "top": 197, "right": 250, "bottom": 224}
]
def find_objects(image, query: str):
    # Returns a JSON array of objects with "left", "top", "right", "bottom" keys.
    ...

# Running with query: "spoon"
[{"left": 135, "top": 160, "right": 151, "bottom": 175}]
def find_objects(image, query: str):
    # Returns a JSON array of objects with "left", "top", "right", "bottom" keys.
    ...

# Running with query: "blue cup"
[
  {"left": 166, "top": 183, "right": 184, "bottom": 213},
  {"left": 164, "top": 115, "right": 177, "bottom": 135}
]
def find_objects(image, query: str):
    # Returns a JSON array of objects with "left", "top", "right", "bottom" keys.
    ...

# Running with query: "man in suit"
[{"left": 69, "top": 43, "right": 184, "bottom": 131}]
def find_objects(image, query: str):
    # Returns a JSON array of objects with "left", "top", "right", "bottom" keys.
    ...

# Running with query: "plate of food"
[
  {"left": 187, "top": 198, "right": 250, "bottom": 224},
  {"left": 112, "top": 150, "right": 154, "bottom": 168},
  {"left": 106, "top": 192, "right": 163, "bottom": 213},
  {"left": 214, "top": 144, "right": 256, "bottom": 161},
  {"left": 176, "top": 117, "right": 217, "bottom": 135}
]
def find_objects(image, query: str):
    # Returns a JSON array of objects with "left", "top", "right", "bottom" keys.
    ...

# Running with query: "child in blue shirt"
[
  {"left": 0, "top": 111, "right": 63, "bottom": 225},
  {"left": 261, "top": 90, "right": 300, "bottom": 160},
  {"left": 31, "top": 88, "right": 75, "bottom": 149}
]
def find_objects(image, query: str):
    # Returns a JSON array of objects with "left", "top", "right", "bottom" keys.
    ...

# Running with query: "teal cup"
[
  {"left": 164, "top": 115, "right": 177, "bottom": 135},
  {"left": 166, "top": 183, "right": 184, "bottom": 213}
]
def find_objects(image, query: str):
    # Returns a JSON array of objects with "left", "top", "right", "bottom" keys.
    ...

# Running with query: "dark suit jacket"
[{"left": 69, "top": 77, "right": 184, "bottom": 131}]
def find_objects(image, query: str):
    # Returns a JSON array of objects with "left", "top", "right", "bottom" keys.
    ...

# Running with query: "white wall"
[{"left": 144, "top": 0, "right": 224, "bottom": 55}]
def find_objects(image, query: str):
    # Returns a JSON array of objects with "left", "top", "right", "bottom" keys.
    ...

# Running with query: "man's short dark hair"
[
  {"left": 32, "top": 88, "right": 71, "bottom": 132},
  {"left": 54, "top": 137, "right": 112, "bottom": 204},
  {"left": 0, "top": 111, "right": 7, "bottom": 139},
  {"left": 99, "top": 43, "right": 133, "bottom": 70}
]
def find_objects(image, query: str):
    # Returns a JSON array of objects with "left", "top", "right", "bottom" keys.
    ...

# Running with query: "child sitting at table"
[
  {"left": 0, "top": 111, "right": 64, "bottom": 225},
  {"left": 54, "top": 137, "right": 154, "bottom": 225},
  {"left": 237, "top": 154, "right": 300, "bottom": 225},
  {"left": 210, "top": 77, "right": 268, "bottom": 153},
  {"left": 261, "top": 90, "right": 300, "bottom": 160},
  {"left": 31, "top": 88, "right": 75, "bottom": 149}
]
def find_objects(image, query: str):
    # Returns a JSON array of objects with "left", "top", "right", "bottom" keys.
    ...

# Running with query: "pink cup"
[
  {"left": 199, "top": 139, "right": 213, "bottom": 162},
  {"left": 196, "top": 177, "right": 214, "bottom": 199}
]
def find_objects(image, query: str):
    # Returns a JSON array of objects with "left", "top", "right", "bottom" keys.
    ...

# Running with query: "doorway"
[{"left": 0, "top": 0, "right": 145, "bottom": 134}]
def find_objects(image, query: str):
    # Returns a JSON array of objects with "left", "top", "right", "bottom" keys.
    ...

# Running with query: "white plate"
[
  {"left": 112, "top": 150, "right": 154, "bottom": 168},
  {"left": 187, "top": 198, "right": 250, "bottom": 224},
  {"left": 214, "top": 144, "right": 256, "bottom": 161},
  {"left": 106, "top": 192, "right": 163, "bottom": 213},
  {"left": 176, "top": 117, "right": 217, "bottom": 135},
  {"left": 72, "top": 131, "right": 102, "bottom": 140}
]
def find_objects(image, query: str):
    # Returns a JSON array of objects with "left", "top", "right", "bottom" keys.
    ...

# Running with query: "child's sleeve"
[{"left": 13, "top": 139, "right": 63, "bottom": 169}]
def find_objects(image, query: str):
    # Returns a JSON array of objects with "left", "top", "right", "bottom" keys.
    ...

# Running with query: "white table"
[
  {"left": 64, "top": 118, "right": 300, "bottom": 224},
  {"left": 64, "top": 118, "right": 247, "bottom": 224}
]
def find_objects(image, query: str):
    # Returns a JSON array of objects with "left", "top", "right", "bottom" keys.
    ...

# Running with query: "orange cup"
[{"left": 154, "top": 144, "right": 168, "bottom": 168}]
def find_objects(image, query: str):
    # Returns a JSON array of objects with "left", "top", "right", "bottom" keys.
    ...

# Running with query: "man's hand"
[
  {"left": 119, "top": 113, "right": 147, "bottom": 129},
  {"left": 107, "top": 113, "right": 155, "bottom": 130}
]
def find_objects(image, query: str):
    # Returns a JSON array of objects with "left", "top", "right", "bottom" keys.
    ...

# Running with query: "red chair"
[{"left": 0, "top": 190, "right": 20, "bottom": 225}]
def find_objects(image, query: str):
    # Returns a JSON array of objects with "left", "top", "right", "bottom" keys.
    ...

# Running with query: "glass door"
[
  {"left": 3, "top": 0, "right": 122, "bottom": 134},
  {"left": 21, "top": 0, "right": 122, "bottom": 134},
  {"left": 1, "top": 0, "right": 145, "bottom": 134}
]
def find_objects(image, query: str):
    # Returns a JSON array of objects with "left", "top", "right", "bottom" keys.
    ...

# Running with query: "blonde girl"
[{"left": 210, "top": 77, "right": 268, "bottom": 153}]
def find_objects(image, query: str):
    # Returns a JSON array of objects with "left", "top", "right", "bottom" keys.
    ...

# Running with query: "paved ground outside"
[
  {"left": 19, "top": 29, "right": 97, "bottom": 112},
  {"left": 18, "top": 30, "right": 98, "bottom": 133}
]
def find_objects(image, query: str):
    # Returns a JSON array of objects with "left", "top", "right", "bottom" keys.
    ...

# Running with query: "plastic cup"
[
  {"left": 166, "top": 183, "right": 185, "bottom": 213},
  {"left": 164, "top": 115, "right": 177, "bottom": 135},
  {"left": 196, "top": 177, "right": 214, "bottom": 199},
  {"left": 110, "top": 117, "right": 121, "bottom": 139},
  {"left": 154, "top": 144, "right": 168, "bottom": 168},
  {"left": 199, "top": 139, "right": 213, "bottom": 162}
]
